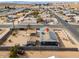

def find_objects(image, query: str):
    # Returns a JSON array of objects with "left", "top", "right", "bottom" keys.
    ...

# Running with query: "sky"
[{"left": 0, "top": 0, "right": 79, "bottom": 2}]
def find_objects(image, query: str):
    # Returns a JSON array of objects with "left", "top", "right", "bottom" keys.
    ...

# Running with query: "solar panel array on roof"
[
  {"left": 40, "top": 31, "right": 58, "bottom": 46},
  {"left": 40, "top": 31, "right": 58, "bottom": 42},
  {"left": 49, "top": 31, "right": 58, "bottom": 42}
]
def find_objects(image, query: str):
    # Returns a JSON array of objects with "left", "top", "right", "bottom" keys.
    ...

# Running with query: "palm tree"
[
  {"left": 35, "top": 40, "right": 40, "bottom": 46},
  {"left": 27, "top": 24, "right": 30, "bottom": 29},
  {"left": 12, "top": 19, "right": 15, "bottom": 30}
]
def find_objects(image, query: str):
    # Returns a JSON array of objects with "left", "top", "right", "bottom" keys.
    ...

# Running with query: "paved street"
[
  {"left": 0, "top": 8, "right": 26, "bottom": 16},
  {"left": 0, "top": 23, "right": 62, "bottom": 28},
  {"left": 54, "top": 12, "right": 79, "bottom": 44}
]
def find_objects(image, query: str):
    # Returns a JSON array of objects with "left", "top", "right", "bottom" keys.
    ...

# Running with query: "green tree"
[
  {"left": 37, "top": 17, "right": 44, "bottom": 23},
  {"left": 31, "top": 11, "right": 39, "bottom": 16},
  {"left": 9, "top": 45, "right": 20, "bottom": 58}
]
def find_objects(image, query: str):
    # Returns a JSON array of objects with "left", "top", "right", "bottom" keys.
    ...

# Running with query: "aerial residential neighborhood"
[{"left": 0, "top": 1, "right": 79, "bottom": 58}]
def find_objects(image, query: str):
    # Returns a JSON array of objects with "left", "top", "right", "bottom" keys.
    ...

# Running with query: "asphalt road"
[
  {"left": 0, "top": 23, "right": 79, "bottom": 29},
  {"left": 0, "top": 8, "right": 26, "bottom": 16},
  {"left": 54, "top": 12, "right": 79, "bottom": 44},
  {"left": 0, "top": 23, "right": 62, "bottom": 28}
]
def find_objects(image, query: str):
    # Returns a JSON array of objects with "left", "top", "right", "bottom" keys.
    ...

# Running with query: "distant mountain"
[
  {"left": 0, "top": 1, "right": 50, "bottom": 4},
  {"left": 0, "top": 1, "right": 78, "bottom": 5}
]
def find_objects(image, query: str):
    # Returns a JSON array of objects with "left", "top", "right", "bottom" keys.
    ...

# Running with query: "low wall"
[
  {"left": 0, "top": 29, "right": 13, "bottom": 44},
  {"left": 0, "top": 46, "right": 78, "bottom": 51}
]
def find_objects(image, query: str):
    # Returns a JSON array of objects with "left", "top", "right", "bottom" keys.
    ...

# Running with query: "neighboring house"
[{"left": 74, "top": 16, "right": 79, "bottom": 23}]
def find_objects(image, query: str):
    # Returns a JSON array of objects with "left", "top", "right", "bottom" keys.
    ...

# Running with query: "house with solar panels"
[{"left": 36, "top": 27, "right": 59, "bottom": 47}]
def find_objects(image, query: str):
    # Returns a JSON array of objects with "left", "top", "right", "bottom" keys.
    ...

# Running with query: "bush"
[
  {"left": 9, "top": 45, "right": 25, "bottom": 58},
  {"left": 37, "top": 17, "right": 44, "bottom": 23},
  {"left": 9, "top": 45, "right": 20, "bottom": 58},
  {"left": 31, "top": 11, "right": 39, "bottom": 16}
]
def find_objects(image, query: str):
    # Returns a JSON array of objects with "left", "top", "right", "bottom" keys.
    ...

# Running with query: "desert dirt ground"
[
  {"left": 1, "top": 29, "right": 39, "bottom": 46},
  {"left": 0, "top": 51, "right": 79, "bottom": 58}
]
